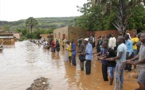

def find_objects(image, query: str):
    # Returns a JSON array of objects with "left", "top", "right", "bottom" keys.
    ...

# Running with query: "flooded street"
[{"left": 0, "top": 41, "right": 138, "bottom": 90}]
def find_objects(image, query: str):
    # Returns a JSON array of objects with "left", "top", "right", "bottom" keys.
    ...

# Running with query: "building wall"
[
  {"left": 53, "top": 26, "right": 69, "bottom": 43},
  {"left": 0, "top": 38, "right": 15, "bottom": 45},
  {"left": 95, "top": 30, "right": 136, "bottom": 41},
  {"left": 40, "top": 34, "right": 49, "bottom": 40},
  {"left": 95, "top": 30, "right": 118, "bottom": 40},
  {"left": 13, "top": 33, "right": 21, "bottom": 40},
  {"left": 68, "top": 27, "right": 87, "bottom": 44},
  {"left": 53, "top": 26, "right": 87, "bottom": 46}
]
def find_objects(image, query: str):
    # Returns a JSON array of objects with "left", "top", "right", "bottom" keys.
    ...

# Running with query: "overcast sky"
[{"left": 0, "top": 0, "right": 87, "bottom": 21}]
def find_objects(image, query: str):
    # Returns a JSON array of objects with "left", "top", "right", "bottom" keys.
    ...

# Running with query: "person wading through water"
[
  {"left": 84, "top": 38, "right": 93, "bottom": 75},
  {"left": 126, "top": 33, "right": 145, "bottom": 90},
  {"left": 78, "top": 39, "right": 86, "bottom": 71},
  {"left": 98, "top": 41, "right": 116, "bottom": 85},
  {"left": 108, "top": 36, "right": 127, "bottom": 90}
]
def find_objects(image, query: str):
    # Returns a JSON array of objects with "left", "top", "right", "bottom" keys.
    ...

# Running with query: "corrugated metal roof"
[
  {"left": 0, "top": 36, "right": 14, "bottom": 39},
  {"left": 0, "top": 33, "right": 13, "bottom": 36}
]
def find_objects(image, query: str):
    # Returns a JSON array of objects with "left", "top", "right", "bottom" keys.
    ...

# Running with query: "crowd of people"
[
  {"left": 61, "top": 32, "right": 145, "bottom": 90},
  {"left": 35, "top": 32, "right": 145, "bottom": 90},
  {"left": 94, "top": 32, "right": 145, "bottom": 90}
]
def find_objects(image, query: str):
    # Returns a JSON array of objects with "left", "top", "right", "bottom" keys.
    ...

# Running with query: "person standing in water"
[
  {"left": 51, "top": 39, "right": 55, "bottom": 52},
  {"left": 126, "top": 33, "right": 145, "bottom": 90},
  {"left": 84, "top": 38, "right": 93, "bottom": 75},
  {"left": 109, "top": 36, "right": 127, "bottom": 90},
  {"left": 67, "top": 41, "right": 72, "bottom": 63},
  {"left": 98, "top": 41, "right": 116, "bottom": 85},
  {"left": 71, "top": 40, "right": 76, "bottom": 66},
  {"left": 55, "top": 40, "right": 60, "bottom": 53},
  {"left": 62, "top": 39, "right": 65, "bottom": 50},
  {"left": 64, "top": 41, "right": 69, "bottom": 61},
  {"left": 131, "top": 33, "right": 139, "bottom": 56},
  {"left": 78, "top": 39, "right": 86, "bottom": 71}
]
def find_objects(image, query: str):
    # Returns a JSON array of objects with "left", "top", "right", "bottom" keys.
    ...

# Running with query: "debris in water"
[{"left": 27, "top": 77, "right": 49, "bottom": 90}]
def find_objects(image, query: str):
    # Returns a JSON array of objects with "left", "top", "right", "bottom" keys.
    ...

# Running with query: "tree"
[
  {"left": 25, "top": 17, "right": 38, "bottom": 39},
  {"left": 4, "top": 25, "right": 10, "bottom": 32},
  {"left": 128, "top": 4, "right": 145, "bottom": 30},
  {"left": 94, "top": 0, "right": 144, "bottom": 36},
  {"left": 75, "top": 1, "right": 116, "bottom": 30},
  {"left": 76, "top": 0, "right": 145, "bottom": 33}
]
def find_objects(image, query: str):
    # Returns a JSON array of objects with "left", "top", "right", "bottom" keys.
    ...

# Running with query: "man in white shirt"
[{"left": 108, "top": 34, "right": 116, "bottom": 50}]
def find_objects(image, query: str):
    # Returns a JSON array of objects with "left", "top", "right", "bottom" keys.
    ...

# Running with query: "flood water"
[{"left": 0, "top": 41, "right": 138, "bottom": 90}]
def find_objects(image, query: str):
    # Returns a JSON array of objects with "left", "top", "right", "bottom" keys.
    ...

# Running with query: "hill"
[{"left": 0, "top": 17, "right": 77, "bottom": 31}]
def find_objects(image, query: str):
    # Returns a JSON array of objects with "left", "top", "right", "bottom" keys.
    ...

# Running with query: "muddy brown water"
[{"left": 0, "top": 41, "right": 138, "bottom": 90}]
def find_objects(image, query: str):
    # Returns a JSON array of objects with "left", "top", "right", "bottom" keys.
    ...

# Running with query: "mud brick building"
[
  {"left": 0, "top": 33, "right": 15, "bottom": 45},
  {"left": 53, "top": 26, "right": 87, "bottom": 45}
]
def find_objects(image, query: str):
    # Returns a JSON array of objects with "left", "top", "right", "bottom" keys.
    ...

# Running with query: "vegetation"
[
  {"left": 75, "top": 0, "right": 145, "bottom": 35},
  {"left": 0, "top": 17, "right": 76, "bottom": 31},
  {"left": 75, "top": 3, "right": 116, "bottom": 30},
  {"left": 26, "top": 17, "right": 38, "bottom": 39},
  {"left": 0, "top": 17, "right": 75, "bottom": 40},
  {"left": 96, "top": 0, "right": 144, "bottom": 35}
]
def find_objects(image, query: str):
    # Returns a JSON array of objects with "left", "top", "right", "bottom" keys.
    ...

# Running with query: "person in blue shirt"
[
  {"left": 125, "top": 33, "right": 134, "bottom": 71},
  {"left": 71, "top": 40, "right": 76, "bottom": 66},
  {"left": 84, "top": 38, "right": 93, "bottom": 75}
]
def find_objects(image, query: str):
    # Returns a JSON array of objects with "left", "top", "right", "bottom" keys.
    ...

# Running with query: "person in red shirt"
[{"left": 51, "top": 39, "right": 55, "bottom": 52}]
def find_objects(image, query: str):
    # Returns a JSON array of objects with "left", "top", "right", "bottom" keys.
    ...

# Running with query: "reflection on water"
[{"left": 0, "top": 41, "right": 138, "bottom": 90}]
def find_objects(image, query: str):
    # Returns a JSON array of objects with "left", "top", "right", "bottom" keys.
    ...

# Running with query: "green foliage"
[
  {"left": 0, "top": 17, "right": 76, "bottom": 31},
  {"left": 26, "top": 17, "right": 38, "bottom": 31},
  {"left": 0, "top": 17, "right": 76, "bottom": 41},
  {"left": 14, "top": 26, "right": 53, "bottom": 40},
  {"left": 4, "top": 25, "right": 10, "bottom": 31},
  {"left": 75, "top": 3, "right": 116, "bottom": 30},
  {"left": 19, "top": 36, "right": 27, "bottom": 41},
  {"left": 75, "top": 1, "right": 145, "bottom": 31},
  {"left": 128, "top": 5, "right": 145, "bottom": 30}
]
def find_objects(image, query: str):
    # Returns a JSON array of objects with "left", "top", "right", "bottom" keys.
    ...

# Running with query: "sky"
[{"left": 0, "top": 0, "right": 87, "bottom": 21}]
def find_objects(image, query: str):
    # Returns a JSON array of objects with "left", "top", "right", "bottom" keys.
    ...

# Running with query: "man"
[
  {"left": 126, "top": 33, "right": 145, "bottom": 90},
  {"left": 136, "top": 41, "right": 141, "bottom": 54},
  {"left": 98, "top": 41, "right": 116, "bottom": 85},
  {"left": 108, "top": 34, "right": 116, "bottom": 50},
  {"left": 56, "top": 40, "right": 60, "bottom": 53},
  {"left": 98, "top": 41, "right": 109, "bottom": 81},
  {"left": 77, "top": 37, "right": 82, "bottom": 48},
  {"left": 51, "top": 39, "right": 55, "bottom": 52},
  {"left": 71, "top": 40, "right": 76, "bottom": 66},
  {"left": 110, "top": 36, "right": 127, "bottom": 90},
  {"left": 125, "top": 33, "right": 133, "bottom": 71},
  {"left": 78, "top": 40, "right": 86, "bottom": 71},
  {"left": 96, "top": 36, "right": 102, "bottom": 53},
  {"left": 131, "top": 33, "right": 139, "bottom": 56},
  {"left": 84, "top": 38, "right": 93, "bottom": 75}
]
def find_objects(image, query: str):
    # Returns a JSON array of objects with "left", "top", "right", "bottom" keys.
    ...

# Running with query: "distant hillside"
[{"left": 0, "top": 17, "right": 77, "bottom": 31}]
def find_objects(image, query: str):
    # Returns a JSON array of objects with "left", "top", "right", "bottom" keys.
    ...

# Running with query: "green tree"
[
  {"left": 128, "top": 4, "right": 145, "bottom": 30},
  {"left": 94, "top": 0, "right": 144, "bottom": 35},
  {"left": 25, "top": 17, "right": 38, "bottom": 39},
  {"left": 75, "top": 2, "right": 116, "bottom": 30},
  {"left": 4, "top": 25, "right": 10, "bottom": 32}
]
